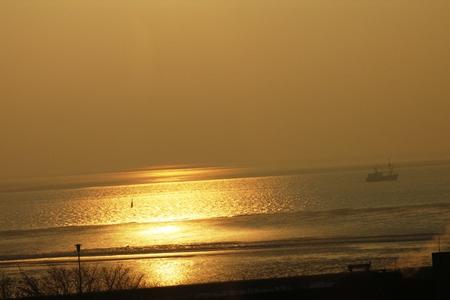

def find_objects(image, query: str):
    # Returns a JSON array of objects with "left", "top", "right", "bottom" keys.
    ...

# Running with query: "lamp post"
[{"left": 75, "top": 244, "right": 82, "bottom": 294}]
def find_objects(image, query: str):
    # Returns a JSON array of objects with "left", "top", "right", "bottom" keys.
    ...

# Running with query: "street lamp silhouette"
[{"left": 75, "top": 244, "right": 82, "bottom": 294}]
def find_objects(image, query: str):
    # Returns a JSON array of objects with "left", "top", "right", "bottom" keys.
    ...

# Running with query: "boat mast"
[{"left": 388, "top": 159, "right": 393, "bottom": 175}]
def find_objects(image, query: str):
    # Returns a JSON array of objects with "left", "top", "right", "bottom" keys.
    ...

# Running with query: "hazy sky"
[{"left": 1, "top": 0, "right": 449, "bottom": 181}]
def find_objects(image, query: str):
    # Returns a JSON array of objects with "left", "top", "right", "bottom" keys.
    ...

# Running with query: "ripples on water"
[
  {"left": 0, "top": 175, "right": 315, "bottom": 230},
  {"left": 1, "top": 164, "right": 450, "bottom": 284},
  {"left": 2, "top": 165, "right": 450, "bottom": 231}
]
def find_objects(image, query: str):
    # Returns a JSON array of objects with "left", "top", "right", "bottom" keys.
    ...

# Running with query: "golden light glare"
[
  {"left": 127, "top": 167, "right": 239, "bottom": 184},
  {"left": 148, "top": 168, "right": 207, "bottom": 181},
  {"left": 149, "top": 259, "right": 193, "bottom": 286},
  {"left": 149, "top": 225, "right": 180, "bottom": 235},
  {"left": 138, "top": 225, "right": 183, "bottom": 241}
]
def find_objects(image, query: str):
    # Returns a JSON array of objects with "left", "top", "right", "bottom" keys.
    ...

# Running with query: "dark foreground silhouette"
[{"left": 16, "top": 267, "right": 436, "bottom": 300}]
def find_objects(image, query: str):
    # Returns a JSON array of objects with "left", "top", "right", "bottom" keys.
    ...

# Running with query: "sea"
[{"left": 1, "top": 163, "right": 450, "bottom": 287}]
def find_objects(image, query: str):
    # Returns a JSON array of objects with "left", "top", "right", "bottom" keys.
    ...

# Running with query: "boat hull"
[{"left": 366, "top": 173, "right": 398, "bottom": 182}]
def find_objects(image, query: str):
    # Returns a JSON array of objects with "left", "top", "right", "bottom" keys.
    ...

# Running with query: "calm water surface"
[{"left": 1, "top": 164, "right": 450, "bottom": 286}]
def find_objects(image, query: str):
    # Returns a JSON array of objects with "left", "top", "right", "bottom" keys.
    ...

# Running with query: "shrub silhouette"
[
  {"left": 0, "top": 272, "right": 14, "bottom": 299},
  {"left": 1, "top": 265, "right": 146, "bottom": 298}
]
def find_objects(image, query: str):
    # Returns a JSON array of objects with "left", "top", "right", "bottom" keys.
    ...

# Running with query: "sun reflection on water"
[
  {"left": 130, "top": 166, "right": 240, "bottom": 184},
  {"left": 139, "top": 225, "right": 181, "bottom": 237},
  {"left": 143, "top": 259, "right": 194, "bottom": 286},
  {"left": 32, "top": 172, "right": 302, "bottom": 230}
]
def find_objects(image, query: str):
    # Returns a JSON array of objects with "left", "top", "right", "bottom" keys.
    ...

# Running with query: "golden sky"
[{"left": 1, "top": 0, "right": 449, "bottom": 180}]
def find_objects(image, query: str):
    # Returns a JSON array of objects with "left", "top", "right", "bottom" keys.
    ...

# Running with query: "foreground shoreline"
[{"left": 22, "top": 267, "right": 435, "bottom": 300}]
